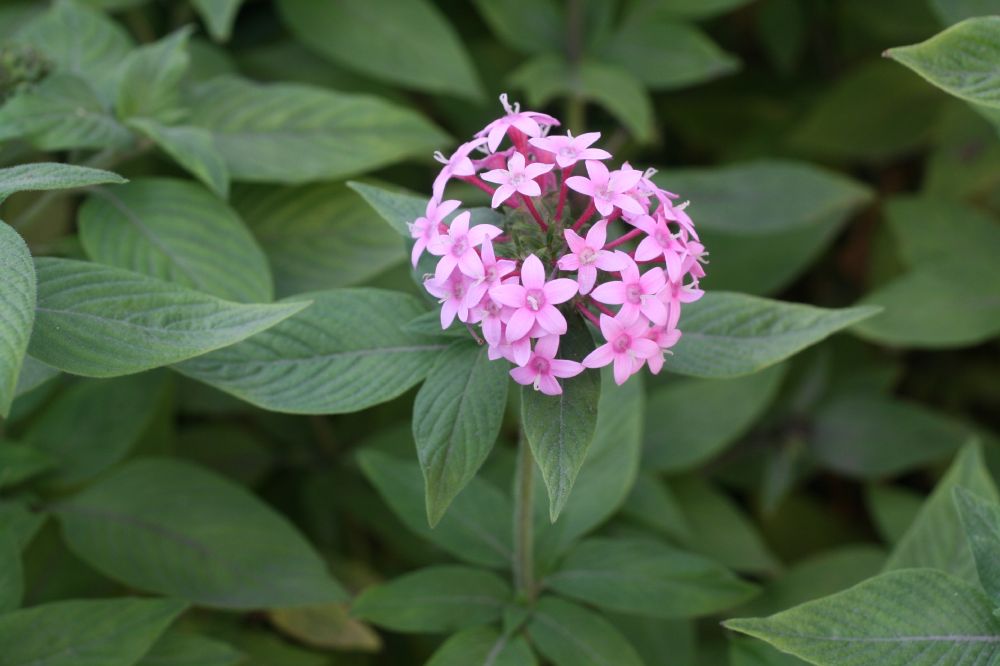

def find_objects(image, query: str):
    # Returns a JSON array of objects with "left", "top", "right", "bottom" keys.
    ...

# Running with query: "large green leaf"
[
  {"left": 790, "top": 60, "right": 947, "bottom": 160},
  {"left": 0, "top": 597, "right": 187, "bottom": 666},
  {"left": 187, "top": 76, "right": 448, "bottom": 184},
  {"left": 645, "top": 0, "right": 754, "bottom": 19},
  {"left": 191, "top": 0, "right": 245, "bottom": 41},
  {"left": 175, "top": 289, "right": 446, "bottom": 414},
  {"left": 534, "top": 368, "right": 644, "bottom": 565},
  {"left": 277, "top": 0, "right": 482, "bottom": 100},
  {"left": 16, "top": 0, "right": 134, "bottom": 99},
  {"left": 599, "top": 8, "right": 739, "bottom": 90},
  {"left": 471, "top": 0, "right": 562, "bottom": 55},
  {"left": 353, "top": 566, "right": 510, "bottom": 633},
  {"left": 79, "top": 178, "right": 272, "bottom": 302},
  {"left": 115, "top": 28, "right": 191, "bottom": 121},
  {"left": 655, "top": 160, "right": 873, "bottom": 235},
  {"left": 426, "top": 626, "right": 537, "bottom": 666},
  {"left": 0, "top": 222, "right": 35, "bottom": 417},
  {"left": 929, "top": 0, "right": 1000, "bottom": 25},
  {"left": 127, "top": 120, "right": 231, "bottom": 199},
  {"left": 884, "top": 195, "right": 1000, "bottom": 267},
  {"left": 887, "top": 17, "right": 1000, "bottom": 125},
  {"left": 521, "top": 316, "right": 601, "bottom": 522},
  {"left": 545, "top": 537, "right": 757, "bottom": 619},
  {"left": 56, "top": 458, "right": 347, "bottom": 609},
  {"left": 528, "top": 597, "right": 643, "bottom": 666},
  {"left": 726, "top": 569, "right": 1000, "bottom": 665},
  {"left": 809, "top": 395, "right": 975, "bottom": 478},
  {"left": 0, "top": 163, "right": 125, "bottom": 203},
  {"left": 234, "top": 183, "right": 404, "bottom": 296},
  {"left": 29, "top": 258, "right": 304, "bottom": 378},
  {"left": 0, "top": 74, "right": 132, "bottom": 151},
  {"left": 0, "top": 439, "right": 52, "bottom": 489},
  {"left": 0, "top": 531, "right": 23, "bottom": 613},
  {"left": 346, "top": 181, "right": 426, "bottom": 237},
  {"left": 414, "top": 341, "right": 509, "bottom": 526},
  {"left": 884, "top": 442, "right": 1000, "bottom": 584},
  {"left": 643, "top": 364, "right": 786, "bottom": 472},
  {"left": 662, "top": 292, "right": 880, "bottom": 378},
  {"left": 356, "top": 448, "right": 513, "bottom": 569},
  {"left": 955, "top": 488, "right": 1000, "bottom": 609},
  {"left": 24, "top": 372, "right": 169, "bottom": 485},
  {"left": 138, "top": 630, "right": 243, "bottom": 666}
]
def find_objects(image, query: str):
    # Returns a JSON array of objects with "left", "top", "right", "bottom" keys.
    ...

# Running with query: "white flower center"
[
  {"left": 526, "top": 290, "right": 544, "bottom": 311},
  {"left": 579, "top": 248, "right": 597, "bottom": 265}
]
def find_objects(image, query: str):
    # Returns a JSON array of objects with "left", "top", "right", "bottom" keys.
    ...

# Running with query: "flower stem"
[
  {"left": 513, "top": 433, "right": 536, "bottom": 601},
  {"left": 555, "top": 167, "right": 570, "bottom": 221},
  {"left": 576, "top": 302, "right": 600, "bottom": 326},
  {"left": 571, "top": 200, "right": 595, "bottom": 232},
  {"left": 520, "top": 194, "right": 548, "bottom": 232},
  {"left": 588, "top": 297, "right": 615, "bottom": 317},
  {"left": 459, "top": 175, "right": 497, "bottom": 197},
  {"left": 605, "top": 228, "right": 644, "bottom": 250}
]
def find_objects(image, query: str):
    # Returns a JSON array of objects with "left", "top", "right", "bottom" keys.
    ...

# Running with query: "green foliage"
[
  {"left": 0, "top": 162, "right": 125, "bottom": 202},
  {"left": 0, "top": 221, "right": 34, "bottom": 416}
]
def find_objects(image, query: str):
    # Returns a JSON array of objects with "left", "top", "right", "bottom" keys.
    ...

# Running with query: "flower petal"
[
  {"left": 505, "top": 308, "right": 535, "bottom": 342},
  {"left": 549, "top": 359, "right": 583, "bottom": 378},
  {"left": 510, "top": 365, "right": 537, "bottom": 386},
  {"left": 543, "top": 278, "right": 579, "bottom": 304},
  {"left": 534, "top": 334, "right": 560, "bottom": 359},
  {"left": 536, "top": 304, "right": 567, "bottom": 335},
  {"left": 582, "top": 343, "right": 615, "bottom": 368},
  {"left": 565, "top": 176, "right": 595, "bottom": 196},
  {"left": 520, "top": 254, "right": 546, "bottom": 290},
  {"left": 490, "top": 283, "right": 526, "bottom": 308},
  {"left": 537, "top": 374, "right": 562, "bottom": 396},
  {"left": 590, "top": 280, "right": 626, "bottom": 305}
]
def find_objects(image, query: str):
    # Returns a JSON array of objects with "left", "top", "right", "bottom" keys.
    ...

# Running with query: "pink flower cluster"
[{"left": 411, "top": 94, "right": 707, "bottom": 395}]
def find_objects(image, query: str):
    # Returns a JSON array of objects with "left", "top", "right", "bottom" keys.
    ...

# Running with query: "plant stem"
[
  {"left": 513, "top": 433, "right": 536, "bottom": 602},
  {"left": 520, "top": 194, "right": 548, "bottom": 232}
]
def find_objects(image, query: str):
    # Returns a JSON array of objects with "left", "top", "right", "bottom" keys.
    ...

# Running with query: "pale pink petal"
[
  {"left": 641, "top": 297, "right": 668, "bottom": 325},
  {"left": 632, "top": 338, "right": 661, "bottom": 359},
  {"left": 575, "top": 131, "right": 601, "bottom": 147},
  {"left": 510, "top": 365, "right": 537, "bottom": 386},
  {"left": 610, "top": 168, "right": 642, "bottom": 192},
  {"left": 634, "top": 236, "right": 662, "bottom": 262},
  {"left": 490, "top": 283, "right": 526, "bottom": 307},
  {"left": 565, "top": 176, "right": 595, "bottom": 196},
  {"left": 436, "top": 199, "right": 462, "bottom": 219},
  {"left": 613, "top": 194, "right": 646, "bottom": 216},
  {"left": 664, "top": 250, "right": 683, "bottom": 283},
  {"left": 450, "top": 211, "right": 470, "bottom": 235},
  {"left": 549, "top": 359, "right": 583, "bottom": 378},
  {"left": 595, "top": 250, "right": 627, "bottom": 271},
  {"left": 619, "top": 255, "right": 640, "bottom": 283},
  {"left": 480, "top": 169, "right": 508, "bottom": 185},
  {"left": 427, "top": 234, "right": 449, "bottom": 256},
  {"left": 491, "top": 184, "right": 514, "bottom": 209},
  {"left": 590, "top": 281, "right": 626, "bottom": 305},
  {"left": 647, "top": 353, "right": 664, "bottom": 375},
  {"left": 511, "top": 337, "right": 531, "bottom": 366},
  {"left": 577, "top": 265, "right": 597, "bottom": 295},
  {"left": 616, "top": 302, "right": 642, "bottom": 325},
  {"left": 441, "top": 300, "right": 458, "bottom": 328},
  {"left": 584, "top": 160, "right": 609, "bottom": 184},
  {"left": 543, "top": 278, "right": 578, "bottom": 304},
  {"left": 557, "top": 253, "right": 580, "bottom": 271},
  {"left": 639, "top": 267, "right": 666, "bottom": 294},
  {"left": 564, "top": 229, "right": 586, "bottom": 254},
  {"left": 612, "top": 355, "right": 632, "bottom": 385},
  {"left": 506, "top": 308, "right": 535, "bottom": 342},
  {"left": 523, "top": 162, "right": 554, "bottom": 179},
  {"left": 661, "top": 328, "right": 681, "bottom": 348},
  {"left": 508, "top": 151, "right": 526, "bottom": 171},
  {"left": 487, "top": 124, "right": 507, "bottom": 152},
  {"left": 512, "top": 116, "right": 542, "bottom": 137},
  {"left": 579, "top": 147, "right": 612, "bottom": 161},
  {"left": 586, "top": 219, "right": 608, "bottom": 248},
  {"left": 528, "top": 136, "right": 558, "bottom": 153},
  {"left": 598, "top": 313, "right": 623, "bottom": 341},
  {"left": 517, "top": 180, "right": 542, "bottom": 197},
  {"left": 535, "top": 305, "right": 567, "bottom": 335},
  {"left": 534, "top": 334, "right": 559, "bottom": 359},
  {"left": 458, "top": 249, "right": 484, "bottom": 278},
  {"left": 582, "top": 343, "right": 615, "bottom": 368},
  {"left": 435, "top": 254, "right": 458, "bottom": 281},
  {"left": 520, "top": 254, "right": 546, "bottom": 290},
  {"left": 537, "top": 374, "right": 562, "bottom": 396},
  {"left": 467, "top": 224, "right": 503, "bottom": 245},
  {"left": 411, "top": 238, "right": 426, "bottom": 267},
  {"left": 482, "top": 316, "right": 502, "bottom": 346},
  {"left": 628, "top": 214, "right": 658, "bottom": 235}
]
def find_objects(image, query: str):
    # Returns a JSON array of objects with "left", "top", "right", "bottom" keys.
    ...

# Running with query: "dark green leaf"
[
  {"left": 138, "top": 630, "right": 243, "bottom": 666},
  {"left": 346, "top": 181, "right": 426, "bottom": 237},
  {"left": 0, "top": 531, "right": 23, "bottom": 612},
  {"left": 528, "top": 597, "right": 643, "bottom": 666},
  {"left": 0, "top": 221, "right": 35, "bottom": 417},
  {"left": 426, "top": 626, "right": 537, "bottom": 666},
  {"left": 0, "top": 163, "right": 125, "bottom": 203},
  {"left": 127, "top": 120, "right": 231, "bottom": 198},
  {"left": 0, "top": 440, "right": 52, "bottom": 489},
  {"left": 955, "top": 487, "right": 1000, "bottom": 609},
  {"left": 191, "top": 0, "right": 245, "bottom": 42},
  {"left": 115, "top": 28, "right": 191, "bottom": 121}
]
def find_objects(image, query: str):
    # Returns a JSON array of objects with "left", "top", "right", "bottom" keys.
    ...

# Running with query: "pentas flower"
[{"left": 410, "top": 94, "right": 707, "bottom": 391}]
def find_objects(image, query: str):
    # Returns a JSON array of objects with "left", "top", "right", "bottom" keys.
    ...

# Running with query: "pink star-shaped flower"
[
  {"left": 529, "top": 131, "right": 611, "bottom": 169},
  {"left": 464, "top": 237, "right": 517, "bottom": 307},
  {"left": 659, "top": 277, "right": 704, "bottom": 327},
  {"left": 557, "top": 220, "right": 626, "bottom": 294},
  {"left": 490, "top": 254, "right": 578, "bottom": 341},
  {"left": 644, "top": 323, "right": 682, "bottom": 375},
  {"left": 427, "top": 211, "right": 503, "bottom": 281},
  {"left": 476, "top": 94, "right": 559, "bottom": 152},
  {"left": 565, "top": 161, "right": 646, "bottom": 218},
  {"left": 469, "top": 290, "right": 512, "bottom": 347},
  {"left": 480, "top": 152, "right": 554, "bottom": 209},
  {"left": 509, "top": 335, "right": 584, "bottom": 396},
  {"left": 590, "top": 253, "right": 668, "bottom": 325},
  {"left": 408, "top": 198, "right": 460, "bottom": 267},
  {"left": 432, "top": 137, "right": 488, "bottom": 201},
  {"left": 423, "top": 271, "right": 474, "bottom": 328},
  {"left": 582, "top": 314, "right": 661, "bottom": 385},
  {"left": 629, "top": 213, "right": 688, "bottom": 283}
]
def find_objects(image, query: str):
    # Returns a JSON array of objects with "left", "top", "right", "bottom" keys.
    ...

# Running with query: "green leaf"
[
  {"left": 0, "top": 221, "right": 35, "bottom": 417},
  {"left": 78, "top": 178, "right": 271, "bottom": 302},
  {"left": 644, "top": 0, "right": 755, "bottom": 20},
  {"left": 127, "top": 120, "right": 231, "bottom": 198},
  {"left": 12, "top": 355, "right": 60, "bottom": 401},
  {"left": 729, "top": 636, "right": 806, "bottom": 666},
  {"left": 600, "top": 11, "right": 739, "bottom": 90},
  {"left": 509, "top": 55, "right": 654, "bottom": 141},
  {"left": 736, "top": 545, "right": 886, "bottom": 618},
  {"left": 671, "top": 477, "right": 781, "bottom": 575},
  {"left": 885, "top": 442, "right": 1000, "bottom": 584},
  {"left": 546, "top": 537, "right": 757, "bottom": 619},
  {"left": 0, "top": 597, "right": 187, "bottom": 666},
  {"left": 809, "top": 395, "right": 975, "bottom": 478},
  {"left": 884, "top": 195, "right": 1000, "bottom": 268},
  {"left": 187, "top": 76, "right": 448, "bottom": 184},
  {"left": 115, "top": 28, "right": 191, "bottom": 121},
  {"left": 0, "top": 163, "right": 126, "bottom": 203},
  {"left": 0, "top": 440, "right": 52, "bottom": 489},
  {"left": 887, "top": 17, "right": 1000, "bottom": 124},
  {"left": 353, "top": 566, "right": 510, "bottom": 633},
  {"left": 528, "top": 597, "right": 643, "bottom": 666},
  {"left": 929, "top": 0, "right": 1000, "bottom": 25},
  {"left": 534, "top": 367, "right": 644, "bottom": 563},
  {"left": 472, "top": 0, "right": 562, "bottom": 55},
  {"left": 16, "top": 0, "right": 134, "bottom": 99},
  {"left": 0, "top": 499, "right": 46, "bottom": 551},
  {"left": 853, "top": 257, "right": 1000, "bottom": 347},
  {"left": 0, "top": 531, "right": 23, "bottom": 613},
  {"left": 662, "top": 292, "right": 881, "bottom": 378},
  {"left": 521, "top": 316, "right": 601, "bottom": 522},
  {"left": 56, "top": 457, "right": 347, "bottom": 609},
  {"left": 356, "top": 448, "right": 513, "bottom": 568},
  {"left": 268, "top": 603, "right": 381, "bottom": 652},
  {"left": 621, "top": 473, "right": 692, "bottom": 543},
  {"left": 865, "top": 483, "right": 924, "bottom": 546},
  {"left": 790, "top": 60, "right": 947, "bottom": 161},
  {"left": 426, "top": 626, "right": 537, "bottom": 666},
  {"left": 29, "top": 258, "right": 304, "bottom": 378},
  {"left": 725, "top": 568, "right": 1000, "bottom": 666},
  {"left": 23, "top": 372, "right": 169, "bottom": 486},
  {"left": 175, "top": 288, "right": 445, "bottom": 414},
  {"left": 414, "top": 341, "right": 509, "bottom": 526},
  {"left": 0, "top": 74, "right": 132, "bottom": 151},
  {"left": 955, "top": 487, "right": 1000, "bottom": 609},
  {"left": 643, "top": 364, "right": 786, "bottom": 472},
  {"left": 234, "top": 183, "right": 405, "bottom": 296},
  {"left": 346, "top": 181, "right": 427, "bottom": 237},
  {"left": 654, "top": 160, "right": 873, "bottom": 235},
  {"left": 276, "top": 0, "right": 482, "bottom": 100},
  {"left": 191, "top": 0, "right": 245, "bottom": 41},
  {"left": 138, "top": 631, "right": 243, "bottom": 666}
]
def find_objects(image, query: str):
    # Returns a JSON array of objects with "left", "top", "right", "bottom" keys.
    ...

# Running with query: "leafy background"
[{"left": 0, "top": 0, "right": 998, "bottom": 665}]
